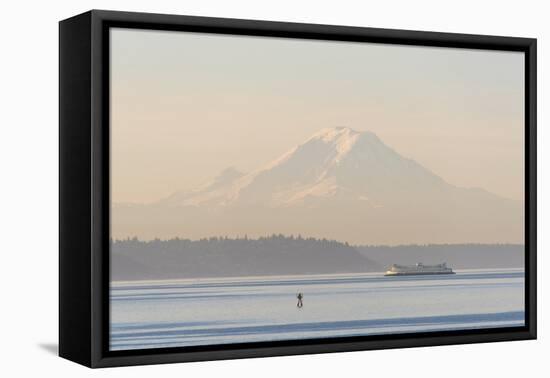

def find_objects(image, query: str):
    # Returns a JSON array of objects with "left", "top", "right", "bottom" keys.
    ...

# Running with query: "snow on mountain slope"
[{"left": 159, "top": 167, "right": 244, "bottom": 206}]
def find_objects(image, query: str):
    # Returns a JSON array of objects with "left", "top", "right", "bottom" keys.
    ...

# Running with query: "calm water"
[{"left": 110, "top": 269, "right": 524, "bottom": 351}]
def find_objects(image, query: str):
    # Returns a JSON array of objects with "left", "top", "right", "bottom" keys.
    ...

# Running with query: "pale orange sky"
[{"left": 110, "top": 28, "right": 524, "bottom": 204}]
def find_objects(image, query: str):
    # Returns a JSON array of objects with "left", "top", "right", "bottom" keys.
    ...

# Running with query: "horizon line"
[{"left": 111, "top": 235, "right": 525, "bottom": 248}]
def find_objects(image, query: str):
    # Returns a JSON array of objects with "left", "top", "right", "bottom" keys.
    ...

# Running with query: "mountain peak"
[
  {"left": 310, "top": 127, "right": 360, "bottom": 141},
  {"left": 307, "top": 127, "right": 379, "bottom": 145},
  {"left": 303, "top": 127, "right": 379, "bottom": 163}
]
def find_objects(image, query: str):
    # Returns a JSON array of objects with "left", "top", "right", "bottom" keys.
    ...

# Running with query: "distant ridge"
[{"left": 111, "top": 235, "right": 382, "bottom": 281}]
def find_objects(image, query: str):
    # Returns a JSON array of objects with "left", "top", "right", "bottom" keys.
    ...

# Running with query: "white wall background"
[{"left": 0, "top": 0, "right": 546, "bottom": 376}]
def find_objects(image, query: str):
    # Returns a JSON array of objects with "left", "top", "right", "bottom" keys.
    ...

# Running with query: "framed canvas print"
[{"left": 59, "top": 10, "right": 537, "bottom": 368}]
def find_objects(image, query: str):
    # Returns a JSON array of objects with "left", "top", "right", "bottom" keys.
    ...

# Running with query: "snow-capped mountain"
[
  {"left": 112, "top": 127, "right": 524, "bottom": 245},
  {"left": 160, "top": 127, "right": 446, "bottom": 208}
]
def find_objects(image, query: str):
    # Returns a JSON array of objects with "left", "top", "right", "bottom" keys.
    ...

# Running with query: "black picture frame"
[{"left": 59, "top": 9, "right": 537, "bottom": 368}]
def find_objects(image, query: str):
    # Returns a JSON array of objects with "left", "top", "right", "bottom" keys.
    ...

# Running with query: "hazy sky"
[{"left": 111, "top": 28, "right": 524, "bottom": 204}]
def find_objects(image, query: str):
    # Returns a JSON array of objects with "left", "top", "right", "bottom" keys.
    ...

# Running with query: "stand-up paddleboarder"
[{"left": 296, "top": 293, "right": 304, "bottom": 308}]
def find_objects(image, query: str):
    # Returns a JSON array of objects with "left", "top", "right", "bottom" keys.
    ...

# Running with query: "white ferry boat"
[{"left": 384, "top": 262, "right": 455, "bottom": 276}]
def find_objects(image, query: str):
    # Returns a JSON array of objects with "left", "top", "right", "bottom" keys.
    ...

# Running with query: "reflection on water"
[{"left": 110, "top": 269, "right": 525, "bottom": 351}]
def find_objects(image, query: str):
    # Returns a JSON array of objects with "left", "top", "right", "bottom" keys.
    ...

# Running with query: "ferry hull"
[{"left": 384, "top": 271, "right": 456, "bottom": 276}]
